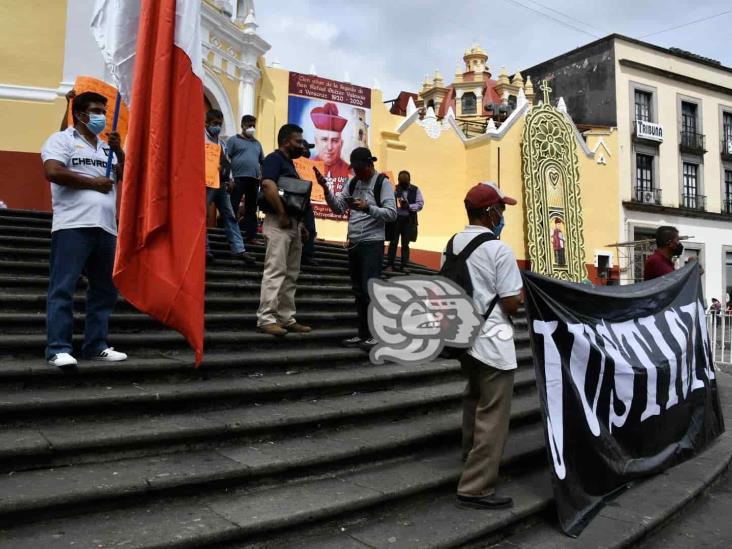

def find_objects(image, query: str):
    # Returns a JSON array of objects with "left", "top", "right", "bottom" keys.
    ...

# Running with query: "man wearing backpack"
[
  {"left": 315, "top": 147, "right": 397, "bottom": 350},
  {"left": 444, "top": 181, "right": 523, "bottom": 511}
]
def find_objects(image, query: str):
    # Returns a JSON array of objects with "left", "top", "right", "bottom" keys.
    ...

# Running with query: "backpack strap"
[
  {"left": 350, "top": 173, "right": 386, "bottom": 208},
  {"left": 483, "top": 295, "right": 500, "bottom": 320},
  {"left": 448, "top": 232, "right": 500, "bottom": 320},
  {"left": 348, "top": 176, "right": 358, "bottom": 197},
  {"left": 374, "top": 173, "right": 386, "bottom": 208},
  {"left": 456, "top": 232, "right": 496, "bottom": 261}
]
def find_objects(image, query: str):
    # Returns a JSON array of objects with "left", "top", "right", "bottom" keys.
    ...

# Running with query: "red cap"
[
  {"left": 464, "top": 181, "right": 517, "bottom": 209},
  {"left": 310, "top": 102, "right": 347, "bottom": 132}
]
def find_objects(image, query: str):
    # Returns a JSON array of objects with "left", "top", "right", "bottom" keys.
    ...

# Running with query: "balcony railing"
[
  {"left": 680, "top": 131, "right": 706, "bottom": 154},
  {"left": 634, "top": 120, "right": 663, "bottom": 143},
  {"left": 724, "top": 197, "right": 732, "bottom": 215},
  {"left": 633, "top": 186, "right": 662, "bottom": 205},
  {"left": 681, "top": 193, "right": 706, "bottom": 211},
  {"left": 722, "top": 138, "right": 732, "bottom": 160}
]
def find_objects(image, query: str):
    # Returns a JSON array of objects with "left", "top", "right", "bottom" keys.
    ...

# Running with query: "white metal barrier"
[{"left": 707, "top": 312, "right": 732, "bottom": 366}]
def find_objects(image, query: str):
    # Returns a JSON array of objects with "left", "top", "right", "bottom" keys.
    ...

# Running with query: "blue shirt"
[{"left": 226, "top": 134, "right": 264, "bottom": 178}]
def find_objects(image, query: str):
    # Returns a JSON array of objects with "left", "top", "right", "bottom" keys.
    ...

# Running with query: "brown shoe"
[
  {"left": 256, "top": 323, "right": 287, "bottom": 337},
  {"left": 284, "top": 322, "right": 312, "bottom": 333}
]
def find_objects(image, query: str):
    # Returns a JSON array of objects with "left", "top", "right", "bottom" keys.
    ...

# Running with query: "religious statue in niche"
[
  {"left": 521, "top": 81, "right": 587, "bottom": 281},
  {"left": 551, "top": 217, "right": 566, "bottom": 266}
]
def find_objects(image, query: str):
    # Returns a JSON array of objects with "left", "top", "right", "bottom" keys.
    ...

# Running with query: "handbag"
[{"left": 258, "top": 176, "right": 312, "bottom": 217}]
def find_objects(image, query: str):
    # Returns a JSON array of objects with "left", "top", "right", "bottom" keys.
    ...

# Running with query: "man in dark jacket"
[{"left": 386, "top": 170, "right": 424, "bottom": 273}]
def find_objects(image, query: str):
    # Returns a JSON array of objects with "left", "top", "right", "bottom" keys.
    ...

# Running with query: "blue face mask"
[
  {"left": 84, "top": 113, "right": 107, "bottom": 136},
  {"left": 491, "top": 208, "right": 505, "bottom": 238},
  {"left": 207, "top": 125, "right": 222, "bottom": 138}
]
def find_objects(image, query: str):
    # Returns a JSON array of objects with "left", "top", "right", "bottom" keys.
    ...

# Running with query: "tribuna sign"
[{"left": 635, "top": 119, "right": 664, "bottom": 142}]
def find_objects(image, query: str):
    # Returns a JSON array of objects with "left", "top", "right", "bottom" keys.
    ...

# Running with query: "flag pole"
[{"left": 105, "top": 91, "right": 122, "bottom": 178}]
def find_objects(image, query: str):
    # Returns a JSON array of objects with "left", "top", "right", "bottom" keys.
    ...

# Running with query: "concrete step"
[
  {"left": 0, "top": 411, "right": 545, "bottom": 524},
  {"left": 0, "top": 346, "right": 371, "bottom": 382},
  {"left": 0, "top": 430, "right": 546, "bottom": 548},
  {"left": 0, "top": 232, "right": 370, "bottom": 264},
  {"left": 0, "top": 326, "right": 360, "bottom": 356},
  {"left": 0, "top": 358, "right": 473, "bottom": 418},
  {"left": 0, "top": 270, "right": 354, "bottom": 287},
  {"left": 0, "top": 376, "right": 540, "bottom": 472},
  {"left": 0, "top": 310, "right": 358, "bottom": 333},
  {"left": 0, "top": 290, "right": 356, "bottom": 313},
  {"left": 242, "top": 467, "right": 552, "bottom": 549}
]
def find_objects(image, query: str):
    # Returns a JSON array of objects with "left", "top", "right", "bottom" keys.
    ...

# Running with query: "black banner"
[{"left": 522, "top": 263, "right": 725, "bottom": 536}]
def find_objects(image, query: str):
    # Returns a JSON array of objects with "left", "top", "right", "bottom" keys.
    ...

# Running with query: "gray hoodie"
[{"left": 325, "top": 172, "right": 398, "bottom": 243}]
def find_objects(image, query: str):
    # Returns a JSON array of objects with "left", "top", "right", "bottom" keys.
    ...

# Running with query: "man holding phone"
[
  {"left": 314, "top": 147, "right": 397, "bottom": 350},
  {"left": 386, "top": 170, "right": 424, "bottom": 273}
]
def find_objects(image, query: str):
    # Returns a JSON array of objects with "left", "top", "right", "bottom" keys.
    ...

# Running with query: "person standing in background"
[
  {"left": 226, "top": 114, "right": 264, "bottom": 244},
  {"left": 385, "top": 170, "right": 423, "bottom": 273}
]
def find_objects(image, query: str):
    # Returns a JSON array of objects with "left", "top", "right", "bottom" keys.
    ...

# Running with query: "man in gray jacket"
[{"left": 315, "top": 147, "right": 397, "bottom": 350}]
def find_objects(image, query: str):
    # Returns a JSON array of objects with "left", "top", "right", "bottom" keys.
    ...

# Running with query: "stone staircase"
[{"left": 0, "top": 208, "right": 728, "bottom": 549}]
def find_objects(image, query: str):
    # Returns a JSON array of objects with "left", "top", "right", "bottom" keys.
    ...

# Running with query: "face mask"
[
  {"left": 673, "top": 242, "right": 684, "bottom": 256},
  {"left": 489, "top": 207, "right": 505, "bottom": 238},
  {"left": 207, "top": 125, "right": 222, "bottom": 138},
  {"left": 84, "top": 113, "right": 107, "bottom": 136},
  {"left": 245, "top": 127, "right": 256, "bottom": 137},
  {"left": 288, "top": 142, "right": 304, "bottom": 159}
]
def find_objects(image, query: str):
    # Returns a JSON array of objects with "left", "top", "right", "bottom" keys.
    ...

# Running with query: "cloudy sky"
[{"left": 249, "top": 0, "right": 732, "bottom": 100}]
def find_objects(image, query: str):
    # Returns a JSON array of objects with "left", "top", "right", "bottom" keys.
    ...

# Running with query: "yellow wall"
[
  {"left": 0, "top": 1, "right": 67, "bottom": 89},
  {"left": 256, "top": 65, "right": 620, "bottom": 267},
  {"left": 0, "top": 0, "right": 69, "bottom": 153}
]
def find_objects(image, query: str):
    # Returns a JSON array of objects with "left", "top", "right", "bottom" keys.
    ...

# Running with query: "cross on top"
[{"left": 540, "top": 80, "right": 552, "bottom": 104}]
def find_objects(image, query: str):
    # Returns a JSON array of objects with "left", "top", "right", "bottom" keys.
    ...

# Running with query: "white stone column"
[{"left": 238, "top": 66, "right": 260, "bottom": 120}]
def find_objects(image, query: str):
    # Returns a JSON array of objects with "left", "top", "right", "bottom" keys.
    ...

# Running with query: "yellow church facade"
[
  {"left": 256, "top": 57, "right": 619, "bottom": 279},
  {"left": 0, "top": 0, "right": 621, "bottom": 281}
]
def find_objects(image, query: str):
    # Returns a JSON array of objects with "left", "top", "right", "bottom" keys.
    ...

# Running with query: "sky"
[{"left": 246, "top": 0, "right": 732, "bottom": 100}]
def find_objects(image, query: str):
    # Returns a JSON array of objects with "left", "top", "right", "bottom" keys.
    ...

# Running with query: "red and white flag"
[{"left": 91, "top": 0, "right": 206, "bottom": 364}]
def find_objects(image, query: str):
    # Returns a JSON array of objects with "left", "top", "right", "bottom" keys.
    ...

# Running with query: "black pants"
[
  {"left": 387, "top": 216, "right": 411, "bottom": 268},
  {"left": 302, "top": 203, "right": 316, "bottom": 259},
  {"left": 348, "top": 240, "right": 384, "bottom": 339},
  {"left": 230, "top": 176, "right": 260, "bottom": 240}
]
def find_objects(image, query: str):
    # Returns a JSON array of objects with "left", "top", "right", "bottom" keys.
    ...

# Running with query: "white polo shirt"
[
  {"left": 443, "top": 225, "right": 523, "bottom": 370},
  {"left": 40, "top": 127, "right": 119, "bottom": 236}
]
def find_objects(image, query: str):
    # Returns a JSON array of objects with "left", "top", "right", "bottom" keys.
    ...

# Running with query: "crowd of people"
[
  {"left": 44, "top": 93, "right": 720, "bottom": 513},
  {"left": 40, "top": 95, "right": 427, "bottom": 364}
]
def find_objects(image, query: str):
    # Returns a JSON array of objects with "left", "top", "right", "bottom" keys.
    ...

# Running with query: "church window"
[{"left": 461, "top": 92, "right": 477, "bottom": 115}]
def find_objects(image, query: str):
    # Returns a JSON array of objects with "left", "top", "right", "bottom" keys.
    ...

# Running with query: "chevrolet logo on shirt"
[{"left": 71, "top": 157, "right": 109, "bottom": 168}]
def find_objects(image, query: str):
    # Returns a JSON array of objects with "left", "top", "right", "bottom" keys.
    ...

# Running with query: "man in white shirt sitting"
[
  {"left": 40, "top": 91, "right": 128, "bottom": 368},
  {"left": 450, "top": 182, "right": 523, "bottom": 510}
]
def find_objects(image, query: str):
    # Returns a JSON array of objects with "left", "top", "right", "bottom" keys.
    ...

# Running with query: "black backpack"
[{"left": 438, "top": 232, "right": 500, "bottom": 358}]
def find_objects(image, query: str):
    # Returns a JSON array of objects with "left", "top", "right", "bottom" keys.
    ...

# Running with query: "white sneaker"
[
  {"left": 48, "top": 353, "right": 78, "bottom": 368},
  {"left": 95, "top": 347, "right": 128, "bottom": 362}
]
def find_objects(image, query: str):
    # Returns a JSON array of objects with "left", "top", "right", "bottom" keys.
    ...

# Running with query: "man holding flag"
[
  {"left": 41, "top": 91, "right": 127, "bottom": 368},
  {"left": 91, "top": 0, "right": 207, "bottom": 364}
]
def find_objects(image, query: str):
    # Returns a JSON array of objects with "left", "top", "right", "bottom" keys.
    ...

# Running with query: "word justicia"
[{"left": 532, "top": 299, "right": 714, "bottom": 480}]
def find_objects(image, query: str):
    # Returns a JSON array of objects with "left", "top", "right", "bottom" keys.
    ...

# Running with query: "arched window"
[
  {"left": 427, "top": 99, "right": 435, "bottom": 109},
  {"left": 461, "top": 92, "right": 477, "bottom": 115}
]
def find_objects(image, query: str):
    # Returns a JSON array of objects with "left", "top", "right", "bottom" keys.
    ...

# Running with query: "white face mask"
[{"left": 244, "top": 127, "right": 256, "bottom": 137}]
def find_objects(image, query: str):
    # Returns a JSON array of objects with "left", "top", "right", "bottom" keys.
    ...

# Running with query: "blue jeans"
[
  {"left": 46, "top": 228, "right": 118, "bottom": 359},
  {"left": 347, "top": 240, "right": 384, "bottom": 339},
  {"left": 302, "top": 203, "right": 316, "bottom": 259},
  {"left": 206, "top": 187, "right": 245, "bottom": 255}
]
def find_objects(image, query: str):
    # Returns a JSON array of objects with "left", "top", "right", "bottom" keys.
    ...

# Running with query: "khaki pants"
[
  {"left": 256, "top": 213, "right": 303, "bottom": 327},
  {"left": 457, "top": 352, "right": 515, "bottom": 497}
]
